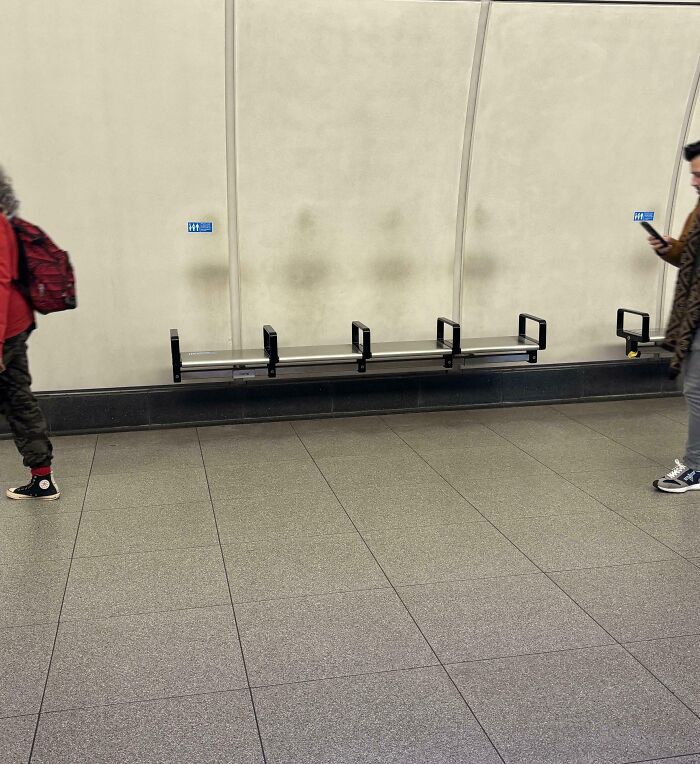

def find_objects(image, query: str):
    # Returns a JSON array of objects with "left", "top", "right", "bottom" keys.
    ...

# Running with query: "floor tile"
[
  {"left": 627, "top": 509, "right": 700, "bottom": 557},
  {"left": 460, "top": 470, "right": 606, "bottom": 520},
  {"left": 492, "top": 512, "right": 678, "bottom": 571},
  {"left": 223, "top": 534, "right": 387, "bottom": 603},
  {"left": 388, "top": 424, "right": 510, "bottom": 454},
  {"left": 607, "top": 433, "right": 688, "bottom": 466},
  {"left": 294, "top": 428, "right": 412, "bottom": 459},
  {"left": 448, "top": 645, "right": 700, "bottom": 764},
  {"left": 336, "top": 482, "right": 483, "bottom": 530},
  {"left": 51, "top": 434, "right": 99, "bottom": 448},
  {"left": 0, "top": 560, "right": 69, "bottom": 628},
  {"left": 236, "top": 589, "right": 437, "bottom": 686},
  {"left": 363, "top": 523, "right": 538, "bottom": 586},
  {"left": 399, "top": 574, "right": 613, "bottom": 663},
  {"left": 471, "top": 404, "right": 585, "bottom": 425},
  {"left": 478, "top": 412, "right": 605, "bottom": 448},
  {"left": 84, "top": 468, "right": 210, "bottom": 511},
  {"left": 0, "top": 715, "right": 36, "bottom": 764},
  {"left": 198, "top": 421, "right": 297, "bottom": 442},
  {"left": 43, "top": 606, "right": 246, "bottom": 712},
  {"left": 625, "top": 635, "right": 700, "bottom": 717},
  {"left": 567, "top": 466, "right": 700, "bottom": 515},
  {"left": 0, "top": 476, "right": 88, "bottom": 517},
  {"left": 97, "top": 428, "right": 198, "bottom": 448},
  {"left": 90, "top": 443, "right": 204, "bottom": 475},
  {"left": 32, "top": 691, "right": 264, "bottom": 763},
  {"left": 293, "top": 416, "right": 390, "bottom": 434},
  {"left": 519, "top": 439, "right": 658, "bottom": 477},
  {"left": 0, "top": 513, "right": 80, "bottom": 562},
  {"left": 554, "top": 399, "right": 680, "bottom": 419},
  {"left": 629, "top": 757, "right": 700, "bottom": 764},
  {"left": 62, "top": 548, "right": 230, "bottom": 621},
  {"left": 551, "top": 560, "right": 700, "bottom": 642},
  {"left": 201, "top": 438, "right": 311, "bottom": 467},
  {"left": 563, "top": 412, "right": 685, "bottom": 442},
  {"left": 74, "top": 503, "right": 218, "bottom": 557},
  {"left": 207, "top": 460, "right": 327, "bottom": 502},
  {"left": 386, "top": 415, "right": 506, "bottom": 437},
  {"left": 381, "top": 410, "right": 484, "bottom": 428},
  {"left": 253, "top": 667, "right": 501, "bottom": 764},
  {"left": 0, "top": 625, "right": 55, "bottom": 717},
  {"left": 198, "top": 422, "right": 307, "bottom": 467},
  {"left": 421, "top": 443, "right": 544, "bottom": 483},
  {"left": 214, "top": 491, "right": 354, "bottom": 544},
  {"left": 316, "top": 453, "right": 442, "bottom": 492}
]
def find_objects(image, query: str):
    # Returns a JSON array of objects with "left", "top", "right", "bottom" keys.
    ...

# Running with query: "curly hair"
[{"left": 0, "top": 166, "right": 19, "bottom": 218}]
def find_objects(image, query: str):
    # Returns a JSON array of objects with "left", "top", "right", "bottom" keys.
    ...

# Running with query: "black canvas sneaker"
[
  {"left": 6, "top": 474, "right": 60, "bottom": 500},
  {"left": 653, "top": 459, "right": 700, "bottom": 493}
]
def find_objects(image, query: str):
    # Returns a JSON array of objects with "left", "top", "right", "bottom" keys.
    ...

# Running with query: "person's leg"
[
  {"left": 1, "top": 331, "right": 58, "bottom": 500},
  {"left": 683, "top": 348, "right": 700, "bottom": 469}
]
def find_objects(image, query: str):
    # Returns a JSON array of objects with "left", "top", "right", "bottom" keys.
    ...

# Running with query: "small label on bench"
[
  {"left": 233, "top": 370, "right": 256, "bottom": 378},
  {"left": 633, "top": 211, "right": 654, "bottom": 221},
  {"left": 187, "top": 222, "right": 213, "bottom": 233}
]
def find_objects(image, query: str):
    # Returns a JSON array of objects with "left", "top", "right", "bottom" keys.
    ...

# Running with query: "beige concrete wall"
[
  {"left": 0, "top": 0, "right": 230, "bottom": 390},
  {"left": 1, "top": 0, "right": 698, "bottom": 390},
  {"left": 234, "top": 0, "right": 479, "bottom": 349},
  {"left": 462, "top": 1, "right": 700, "bottom": 362}
]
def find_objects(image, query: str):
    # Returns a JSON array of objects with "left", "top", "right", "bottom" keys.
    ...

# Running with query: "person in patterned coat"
[{"left": 650, "top": 140, "right": 700, "bottom": 492}]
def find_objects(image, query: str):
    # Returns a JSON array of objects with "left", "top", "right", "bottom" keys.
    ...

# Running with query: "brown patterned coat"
[{"left": 663, "top": 201, "right": 700, "bottom": 377}]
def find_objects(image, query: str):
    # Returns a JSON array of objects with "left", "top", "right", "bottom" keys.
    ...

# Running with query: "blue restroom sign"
[
  {"left": 187, "top": 222, "right": 213, "bottom": 233},
  {"left": 633, "top": 211, "right": 654, "bottom": 222}
]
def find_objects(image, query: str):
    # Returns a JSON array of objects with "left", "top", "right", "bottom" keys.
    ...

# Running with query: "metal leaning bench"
[
  {"left": 170, "top": 313, "right": 547, "bottom": 382},
  {"left": 616, "top": 308, "right": 666, "bottom": 358}
]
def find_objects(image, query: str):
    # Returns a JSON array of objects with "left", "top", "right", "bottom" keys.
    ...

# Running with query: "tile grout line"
[
  {"left": 26, "top": 440, "right": 97, "bottom": 763},
  {"left": 466, "top": 414, "right": 691, "bottom": 566},
  {"left": 25, "top": 411, "right": 696, "bottom": 756},
  {"left": 287, "top": 419, "right": 508, "bottom": 764},
  {"left": 475, "top": 412, "right": 700, "bottom": 726},
  {"left": 621, "top": 751, "right": 700, "bottom": 764},
  {"left": 384, "top": 411, "right": 700, "bottom": 726},
  {"left": 195, "top": 427, "right": 269, "bottom": 764}
]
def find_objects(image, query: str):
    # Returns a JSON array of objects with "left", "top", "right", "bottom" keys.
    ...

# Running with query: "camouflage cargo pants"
[{"left": 0, "top": 329, "right": 52, "bottom": 469}]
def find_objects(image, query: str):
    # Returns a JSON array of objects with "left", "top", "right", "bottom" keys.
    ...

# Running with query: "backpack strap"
[{"left": 10, "top": 220, "right": 31, "bottom": 293}]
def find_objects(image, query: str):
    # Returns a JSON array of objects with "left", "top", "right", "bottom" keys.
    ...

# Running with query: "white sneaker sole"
[
  {"left": 654, "top": 482, "right": 700, "bottom": 494},
  {"left": 6, "top": 490, "right": 61, "bottom": 501}
]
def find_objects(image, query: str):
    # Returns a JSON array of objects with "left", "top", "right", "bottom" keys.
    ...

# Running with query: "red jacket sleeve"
[{"left": 0, "top": 215, "right": 16, "bottom": 343}]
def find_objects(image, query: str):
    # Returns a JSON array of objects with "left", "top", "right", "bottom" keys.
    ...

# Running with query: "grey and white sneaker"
[{"left": 653, "top": 459, "right": 700, "bottom": 493}]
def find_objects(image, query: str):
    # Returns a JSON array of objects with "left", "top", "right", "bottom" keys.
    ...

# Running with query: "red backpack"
[{"left": 11, "top": 218, "right": 77, "bottom": 314}]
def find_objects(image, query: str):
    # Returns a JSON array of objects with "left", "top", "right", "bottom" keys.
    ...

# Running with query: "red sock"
[{"left": 31, "top": 466, "right": 52, "bottom": 477}]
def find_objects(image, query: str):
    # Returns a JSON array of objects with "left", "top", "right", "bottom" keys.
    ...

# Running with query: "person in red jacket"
[{"left": 0, "top": 167, "right": 58, "bottom": 500}]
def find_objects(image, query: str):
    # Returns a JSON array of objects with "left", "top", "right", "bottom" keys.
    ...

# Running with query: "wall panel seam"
[
  {"left": 453, "top": 0, "right": 492, "bottom": 323},
  {"left": 226, "top": 0, "right": 243, "bottom": 350}
]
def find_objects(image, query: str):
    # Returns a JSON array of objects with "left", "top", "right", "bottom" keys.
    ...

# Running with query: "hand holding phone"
[{"left": 640, "top": 221, "right": 669, "bottom": 249}]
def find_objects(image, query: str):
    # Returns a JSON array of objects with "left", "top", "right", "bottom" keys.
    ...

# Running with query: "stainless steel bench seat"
[
  {"left": 170, "top": 314, "right": 547, "bottom": 382},
  {"left": 276, "top": 344, "right": 362, "bottom": 364}
]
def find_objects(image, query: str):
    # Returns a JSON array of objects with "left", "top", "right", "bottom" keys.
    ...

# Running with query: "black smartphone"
[{"left": 640, "top": 221, "right": 667, "bottom": 246}]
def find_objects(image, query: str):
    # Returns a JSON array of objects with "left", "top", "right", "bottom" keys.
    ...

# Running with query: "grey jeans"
[{"left": 683, "top": 332, "right": 700, "bottom": 468}]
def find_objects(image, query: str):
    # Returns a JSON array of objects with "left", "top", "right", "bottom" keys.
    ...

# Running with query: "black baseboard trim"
[{"left": 9, "top": 358, "right": 680, "bottom": 436}]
